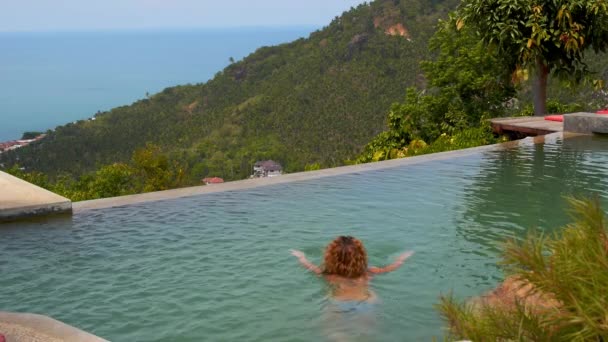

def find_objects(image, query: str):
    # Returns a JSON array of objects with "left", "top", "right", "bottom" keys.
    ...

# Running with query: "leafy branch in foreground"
[{"left": 439, "top": 197, "right": 608, "bottom": 341}]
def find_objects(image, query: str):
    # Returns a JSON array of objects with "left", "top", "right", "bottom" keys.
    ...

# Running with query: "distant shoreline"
[
  {"left": 0, "top": 25, "right": 318, "bottom": 35},
  {"left": 0, "top": 134, "right": 46, "bottom": 155},
  {"left": 0, "top": 28, "right": 313, "bottom": 142}
]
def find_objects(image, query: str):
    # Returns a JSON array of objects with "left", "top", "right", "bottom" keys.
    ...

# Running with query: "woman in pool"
[
  {"left": 291, "top": 235, "right": 413, "bottom": 307},
  {"left": 291, "top": 236, "right": 413, "bottom": 340}
]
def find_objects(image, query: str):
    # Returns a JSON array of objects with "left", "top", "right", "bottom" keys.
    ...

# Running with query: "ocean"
[{"left": 0, "top": 27, "right": 314, "bottom": 141}]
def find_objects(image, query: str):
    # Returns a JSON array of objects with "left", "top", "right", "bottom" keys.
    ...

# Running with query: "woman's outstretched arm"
[
  {"left": 290, "top": 249, "right": 322, "bottom": 275},
  {"left": 369, "top": 251, "right": 414, "bottom": 274}
]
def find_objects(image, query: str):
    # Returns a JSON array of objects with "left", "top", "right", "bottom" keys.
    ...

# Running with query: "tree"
[
  {"left": 131, "top": 144, "right": 185, "bottom": 192},
  {"left": 357, "top": 16, "right": 515, "bottom": 162},
  {"left": 87, "top": 163, "right": 135, "bottom": 199},
  {"left": 458, "top": 0, "right": 608, "bottom": 116},
  {"left": 423, "top": 15, "right": 517, "bottom": 119}
]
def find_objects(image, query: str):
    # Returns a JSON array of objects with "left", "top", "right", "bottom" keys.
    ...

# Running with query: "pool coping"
[
  {"left": 74, "top": 132, "right": 570, "bottom": 213},
  {"left": 0, "top": 311, "right": 108, "bottom": 342},
  {"left": 0, "top": 171, "right": 72, "bottom": 222}
]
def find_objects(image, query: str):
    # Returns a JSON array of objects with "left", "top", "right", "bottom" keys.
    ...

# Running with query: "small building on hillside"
[
  {"left": 202, "top": 177, "right": 224, "bottom": 185},
  {"left": 252, "top": 160, "right": 283, "bottom": 178}
]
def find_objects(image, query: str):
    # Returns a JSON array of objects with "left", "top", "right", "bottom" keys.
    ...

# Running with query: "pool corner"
[{"left": 0, "top": 171, "right": 72, "bottom": 223}]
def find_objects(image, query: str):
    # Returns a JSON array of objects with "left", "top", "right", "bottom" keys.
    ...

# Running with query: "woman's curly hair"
[{"left": 322, "top": 236, "right": 368, "bottom": 278}]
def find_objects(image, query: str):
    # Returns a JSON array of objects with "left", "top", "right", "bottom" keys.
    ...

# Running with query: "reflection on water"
[
  {"left": 1, "top": 135, "right": 607, "bottom": 341},
  {"left": 459, "top": 135, "right": 608, "bottom": 256},
  {"left": 322, "top": 298, "right": 378, "bottom": 342}
]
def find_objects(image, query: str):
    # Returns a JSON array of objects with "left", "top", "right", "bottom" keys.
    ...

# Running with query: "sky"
[{"left": 0, "top": 0, "right": 368, "bottom": 32}]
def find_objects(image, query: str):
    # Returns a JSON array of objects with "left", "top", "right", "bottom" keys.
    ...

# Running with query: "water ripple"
[{"left": 1, "top": 135, "right": 608, "bottom": 341}]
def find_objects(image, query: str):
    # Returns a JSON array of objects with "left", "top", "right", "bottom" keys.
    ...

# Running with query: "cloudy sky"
[{"left": 1, "top": 0, "right": 368, "bottom": 32}]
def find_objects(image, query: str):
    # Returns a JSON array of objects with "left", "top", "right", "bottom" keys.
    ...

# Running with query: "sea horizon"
[
  {"left": 0, "top": 27, "right": 316, "bottom": 141},
  {"left": 0, "top": 25, "right": 319, "bottom": 35}
]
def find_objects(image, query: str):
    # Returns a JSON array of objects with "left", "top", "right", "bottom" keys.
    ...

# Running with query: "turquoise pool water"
[{"left": 1, "top": 135, "right": 608, "bottom": 341}]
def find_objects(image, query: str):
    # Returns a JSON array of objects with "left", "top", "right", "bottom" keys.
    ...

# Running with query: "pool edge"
[
  {"left": 73, "top": 132, "right": 566, "bottom": 213},
  {"left": 0, "top": 311, "right": 108, "bottom": 342},
  {"left": 0, "top": 171, "right": 73, "bottom": 223}
]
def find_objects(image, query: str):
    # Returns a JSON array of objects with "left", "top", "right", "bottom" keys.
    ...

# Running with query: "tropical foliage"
[
  {"left": 357, "top": 16, "right": 515, "bottom": 163},
  {"left": 439, "top": 197, "right": 608, "bottom": 341},
  {"left": 5, "top": 144, "right": 187, "bottom": 201},
  {"left": 458, "top": 0, "right": 608, "bottom": 116}
]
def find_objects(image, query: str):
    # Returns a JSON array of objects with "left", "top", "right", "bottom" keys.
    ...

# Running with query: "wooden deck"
[{"left": 490, "top": 117, "right": 562, "bottom": 137}]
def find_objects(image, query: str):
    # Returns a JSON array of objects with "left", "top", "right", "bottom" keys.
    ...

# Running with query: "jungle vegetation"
[
  {"left": 1, "top": 0, "right": 462, "bottom": 181},
  {"left": 357, "top": 0, "right": 608, "bottom": 162}
]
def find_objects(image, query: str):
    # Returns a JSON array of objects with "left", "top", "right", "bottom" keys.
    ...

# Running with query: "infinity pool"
[{"left": 1, "top": 135, "right": 607, "bottom": 341}]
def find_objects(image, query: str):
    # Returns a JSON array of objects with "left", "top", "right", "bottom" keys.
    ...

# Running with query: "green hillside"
[{"left": 0, "top": 0, "right": 460, "bottom": 181}]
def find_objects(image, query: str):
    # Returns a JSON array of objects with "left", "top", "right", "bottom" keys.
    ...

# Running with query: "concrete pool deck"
[
  {"left": 0, "top": 171, "right": 72, "bottom": 222},
  {"left": 74, "top": 132, "right": 569, "bottom": 213},
  {"left": 0, "top": 312, "right": 108, "bottom": 342}
]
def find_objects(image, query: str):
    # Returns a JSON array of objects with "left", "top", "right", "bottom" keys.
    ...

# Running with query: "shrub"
[{"left": 438, "top": 197, "right": 608, "bottom": 341}]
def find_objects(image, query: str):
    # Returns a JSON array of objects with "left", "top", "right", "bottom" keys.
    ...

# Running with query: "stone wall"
[{"left": 563, "top": 112, "right": 608, "bottom": 134}]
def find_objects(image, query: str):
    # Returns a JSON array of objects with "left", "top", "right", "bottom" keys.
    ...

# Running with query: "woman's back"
[{"left": 325, "top": 274, "right": 375, "bottom": 302}]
